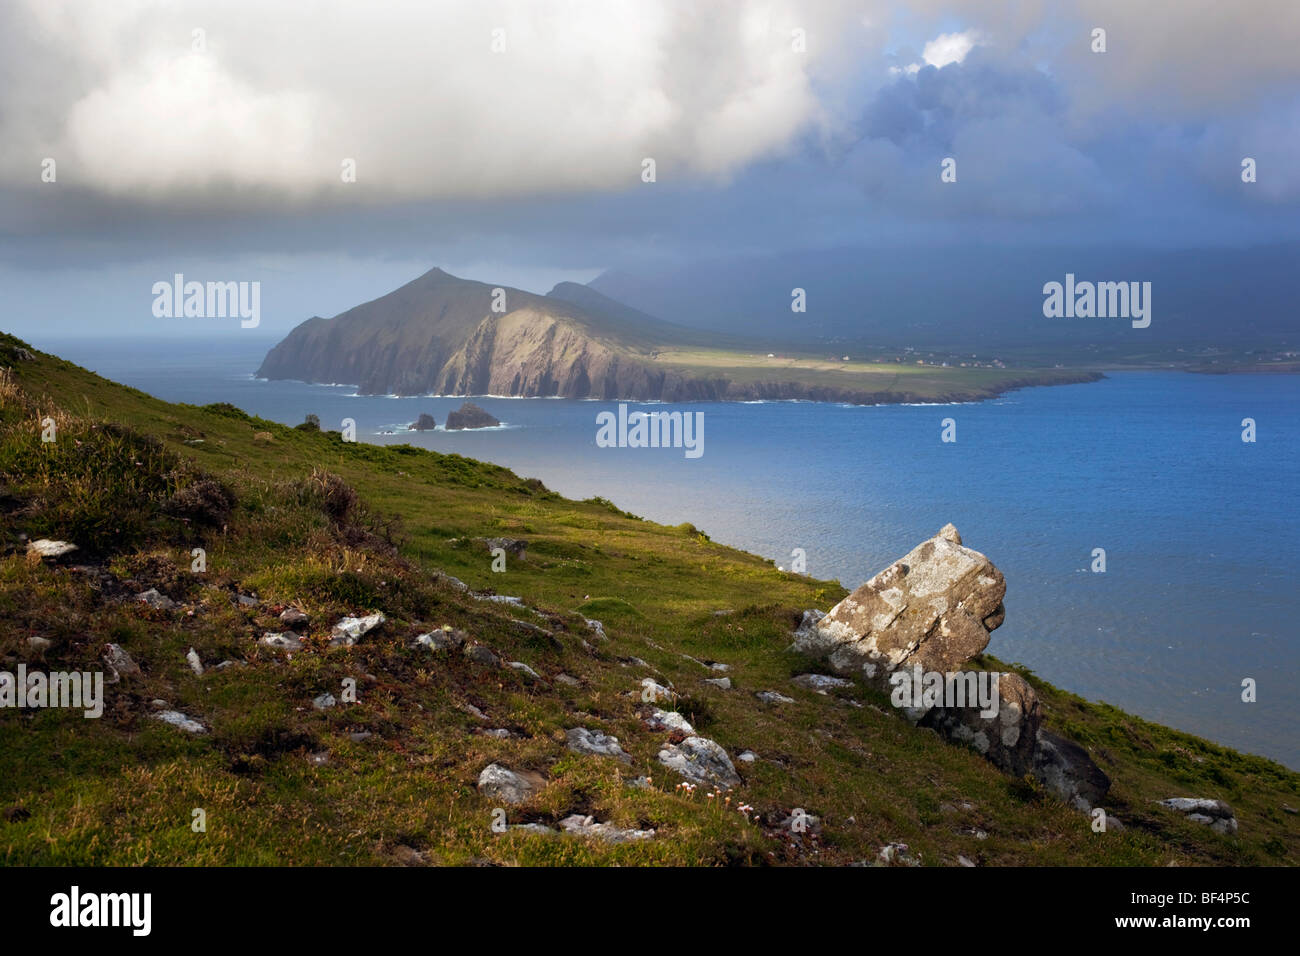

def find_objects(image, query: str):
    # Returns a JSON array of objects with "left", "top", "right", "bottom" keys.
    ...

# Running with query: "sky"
[{"left": 1, "top": 0, "right": 1298, "bottom": 338}]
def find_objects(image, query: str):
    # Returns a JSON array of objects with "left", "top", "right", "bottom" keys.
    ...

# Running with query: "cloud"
[{"left": 0, "top": 0, "right": 871, "bottom": 205}]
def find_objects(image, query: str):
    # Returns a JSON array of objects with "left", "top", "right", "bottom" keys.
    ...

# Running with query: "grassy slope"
[{"left": 0, "top": 334, "right": 1295, "bottom": 866}]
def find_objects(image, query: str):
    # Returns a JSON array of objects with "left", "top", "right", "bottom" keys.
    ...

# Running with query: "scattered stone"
[
  {"left": 475, "top": 593, "right": 523, "bottom": 606},
  {"left": 279, "top": 607, "right": 310, "bottom": 630},
  {"left": 708, "top": 662, "right": 730, "bottom": 672},
  {"left": 312, "top": 692, "right": 337, "bottom": 710},
  {"left": 136, "top": 588, "right": 176, "bottom": 611},
  {"left": 940, "top": 801, "right": 977, "bottom": 814},
  {"left": 435, "top": 572, "right": 469, "bottom": 592},
  {"left": 185, "top": 647, "right": 204, "bottom": 677},
  {"left": 416, "top": 627, "right": 467, "bottom": 651},
  {"left": 308, "top": 751, "right": 330, "bottom": 767},
  {"left": 154, "top": 710, "right": 206, "bottom": 734},
  {"left": 510, "top": 823, "right": 557, "bottom": 836},
  {"left": 791, "top": 673, "right": 853, "bottom": 691},
  {"left": 27, "top": 636, "right": 51, "bottom": 652},
  {"left": 566, "top": 727, "right": 632, "bottom": 763},
  {"left": 559, "top": 814, "right": 654, "bottom": 843},
  {"left": 957, "top": 855, "right": 977, "bottom": 868},
  {"left": 555, "top": 673, "right": 582, "bottom": 687},
  {"left": 585, "top": 619, "right": 607, "bottom": 640},
  {"left": 877, "top": 842, "right": 919, "bottom": 866},
  {"left": 711, "top": 609, "right": 735, "bottom": 617},
  {"left": 260, "top": 632, "right": 303, "bottom": 651},
  {"left": 477, "top": 764, "right": 545, "bottom": 805},
  {"left": 349, "top": 731, "right": 373, "bottom": 743},
  {"left": 213, "top": 660, "right": 243, "bottom": 670},
  {"left": 621, "top": 656, "right": 650, "bottom": 668},
  {"left": 640, "top": 678, "right": 676, "bottom": 701},
  {"left": 703, "top": 677, "right": 732, "bottom": 690},
  {"left": 26, "top": 539, "right": 78, "bottom": 561},
  {"left": 507, "top": 661, "right": 541, "bottom": 680},
  {"left": 644, "top": 709, "right": 694, "bottom": 735},
  {"left": 390, "top": 844, "right": 426, "bottom": 865},
  {"left": 463, "top": 703, "right": 487, "bottom": 720},
  {"left": 235, "top": 593, "right": 259, "bottom": 607},
  {"left": 737, "top": 750, "right": 758, "bottom": 763},
  {"left": 959, "top": 827, "right": 989, "bottom": 840},
  {"left": 149, "top": 699, "right": 170, "bottom": 710},
  {"left": 657, "top": 736, "right": 742, "bottom": 789},
  {"left": 464, "top": 643, "right": 500, "bottom": 666},
  {"left": 756, "top": 690, "right": 794, "bottom": 704},
  {"left": 480, "top": 537, "right": 526, "bottom": 559},
  {"left": 102, "top": 643, "right": 140, "bottom": 679},
  {"left": 480, "top": 728, "right": 512, "bottom": 739},
  {"left": 1159, "top": 798, "right": 1238, "bottom": 835},
  {"left": 627, "top": 776, "right": 652, "bottom": 789},
  {"left": 329, "top": 612, "right": 385, "bottom": 646}
]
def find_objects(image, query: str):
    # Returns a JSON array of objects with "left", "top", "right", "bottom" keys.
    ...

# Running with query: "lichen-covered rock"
[
  {"left": 793, "top": 524, "right": 1005, "bottom": 684},
  {"left": 329, "top": 612, "right": 385, "bottom": 646},
  {"left": 657, "top": 736, "right": 742, "bottom": 789},
  {"left": 566, "top": 727, "right": 632, "bottom": 763},
  {"left": 558, "top": 814, "right": 654, "bottom": 843},
  {"left": 919, "top": 672, "right": 1041, "bottom": 777},
  {"left": 477, "top": 764, "right": 545, "bottom": 805},
  {"left": 644, "top": 709, "right": 694, "bottom": 735}
]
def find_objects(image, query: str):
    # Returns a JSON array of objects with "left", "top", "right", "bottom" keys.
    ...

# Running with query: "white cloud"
[{"left": 922, "top": 30, "right": 983, "bottom": 68}]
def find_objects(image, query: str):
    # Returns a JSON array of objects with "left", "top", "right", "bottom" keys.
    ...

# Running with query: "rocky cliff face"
[{"left": 257, "top": 267, "right": 692, "bottom": 398}]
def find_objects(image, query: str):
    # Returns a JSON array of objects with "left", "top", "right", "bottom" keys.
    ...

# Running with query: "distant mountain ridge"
[{"left": 257, "top": 267, "right": 714, "bottom": 398}]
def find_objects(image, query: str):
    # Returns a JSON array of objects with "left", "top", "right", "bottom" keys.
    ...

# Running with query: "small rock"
[
  {"left": 416, "top": 627, "right": 468, "bottom": 651},
  {"left": 877, "top": 842, "right": 919, "bottom": 866},
  {"left": 329, "top": 612, "right": 385, "bottom": 646},
  {"left": 559, "top": 814, "right": 654, "bottom": 844},
  {"left": 791, "top": 673, "right": 853, "bottom": 691},
  {"left": 308, "top": 751, "right": 330, "bottom": 766},
  {"left": 1159, "top": 797, "right": 1238, "bottom": 835},
  {"left": 627, "top": 776, "right": 652, "bottom": 789},
  {"left": 154, "top": 710, "right": 206, "bottom": 734},
  {"left": 235, "top": 593, "right": 259, "bottom": 607},
  {"left": 640, "top": 678, "right": 676, "bottom": 701},
  {"left": 149, "top": 699, "right": 170, "bottom": 710},
  {"left": 464, "top": 643, "right": 500, "bottom": 666},
  {"left": 27, "top": 636, "right": 52, "bottom": 652},
  {"left": 312, "top": 692, "right": 337, "bottom": 710},
  {"left": 507, "top": 661, "right": 541, "bottom": 680},
  {"left": 657, "top": 736, "right": 742, "bottom": 789},
  {"left": 136, "top": 588, "right": 176, "bottom": 611},
  {"left": 737, "top": 750, "right": 758, "bottom": 763},
  {"left": 756, "top": 690, "right": 795, "bottom": 704},
  {"left": 477, "top": 764, "right": 545, "bottom": 805},
  {"left": 957, "top": 855, "right": 977, "bottom": 867},
  {"left": 585, "top": 619, "right": 607, "bottom": 640},
  {"left": 480, "top": 537, "right": 527, "bottom": 559},
  {"left": 279, "top": 607, "right": 310, "bottom": 630},
  {"left": 555, "top": 673, "right": 581, "bottom": 687},
  {"left": 644, "top": 709, "right": 694, "bottom": 735},
  {"left": 26, "top": 539, "right": 78, "bottom": 561},
  {"left": 349, "top": 731, "right": 373, "bottom": 742},
  {"left": 102, "top": 643, "right": 140, "bottom": 678},
  {"left": 510, "top": 823, "right": 557, "bottom": 836},
  {"left": 703, "top": 677, "right": 732, "bottom": 690},
  {"left": 481, "top": 728, "right": 512, "bottom": 739},
  {"left": 566, "top": 727, "right": 632, "bottom": 763},
  {"left": 185, "top": 647, "right": 204, "bottom": 676},
  {"left": 260, "top": 632, "right": 303, "bottom": 651}
]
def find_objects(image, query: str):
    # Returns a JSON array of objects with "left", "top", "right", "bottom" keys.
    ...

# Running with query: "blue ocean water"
[{"left": 39, "top": 334, "right": 1300, "bottom": 767}]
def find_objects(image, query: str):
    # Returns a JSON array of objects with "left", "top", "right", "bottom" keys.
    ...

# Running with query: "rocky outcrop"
[
  {"left": 444, "top": 402, "right": 500, "bottom": 430},
  {"left": 409, "top": 413, "right": 437, "bottom": 431},
  {"left": 793, "top": 524, "right": 1108, "bottom": 806},
  {"left": 1160, "top": 797, "right": 1238, "bottom": 835}
]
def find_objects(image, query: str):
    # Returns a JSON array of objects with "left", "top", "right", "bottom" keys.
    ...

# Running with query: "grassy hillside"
[{"left": 0, "top": 332, "right": 1295, "bottom": 866}]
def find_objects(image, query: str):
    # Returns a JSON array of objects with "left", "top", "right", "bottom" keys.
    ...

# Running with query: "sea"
[{"left": 35, "top": 333, "right": 1300, "bottom": 768}]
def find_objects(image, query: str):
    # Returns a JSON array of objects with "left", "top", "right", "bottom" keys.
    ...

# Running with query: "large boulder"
[
  {"left": 918, "top": 671, "right": 1041, "bottom": 777},
  {"left": 791, "top": 524, "right": 1005, "bottom": 684},
  {"left": 1033, "top": 730, "right": 1112, "bottom": 810}
]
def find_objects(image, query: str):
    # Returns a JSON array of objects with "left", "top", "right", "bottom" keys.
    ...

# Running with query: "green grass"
[{"left": 0, "top": 331, "right": 1295, "bottom": 866}]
